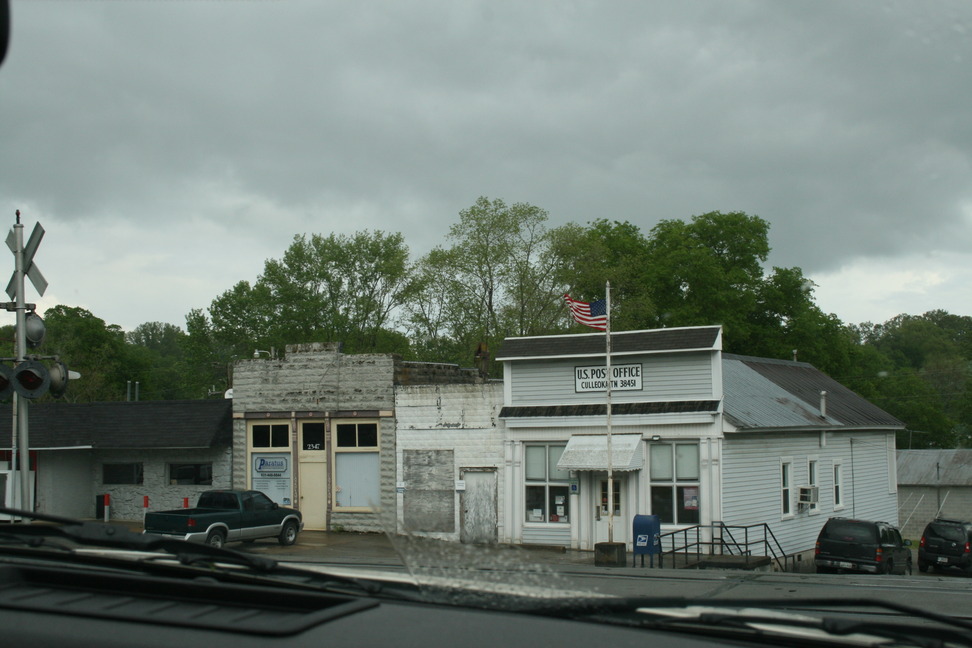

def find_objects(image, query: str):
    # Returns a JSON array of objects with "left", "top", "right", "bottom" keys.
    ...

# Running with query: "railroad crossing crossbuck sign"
[{"left": 6, "top": 220, "right": 47, "bottom": 300}]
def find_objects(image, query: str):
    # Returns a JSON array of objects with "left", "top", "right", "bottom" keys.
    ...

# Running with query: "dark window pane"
[
  {"left": 168, "top": 463, "right": 212, "bottom": 486},
  {"left": 336, "top": 424, "right": 357, "bottom": 447},
  {"left": 103, "top": 463, "right": 143, "bottom": 485},
  {"left": 822, "top": 520, "right": 878, "bottom": 543},
  {"left": 302, "top": 423, "right": 325, "bottom": 450},
  {"left": 358, "top": 423, "right": 378, "bottom": 447},
  {"left": 252, "top": 425, "right": 270, "bottom": 447},
  {"left": 651, "top": 485, "right": 674, "bottom": 524},
  {"left": 677, "top": 486, "right": 700, "bottom": 524},
  {"left": 525, "top": 485, "right": 546, "bottom": 522},
  {"left": 270, "top": 424, "right": 289, "bottom": 447}
]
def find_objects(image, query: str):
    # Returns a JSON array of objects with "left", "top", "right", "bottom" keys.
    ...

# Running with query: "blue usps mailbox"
[{"left": 632, "top": 514, "right": 661, "bottom": 567}]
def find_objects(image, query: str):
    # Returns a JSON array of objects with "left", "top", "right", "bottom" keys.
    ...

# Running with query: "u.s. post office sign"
[{"left": 574, "top": 364, "right": 643, "bottom": 392}]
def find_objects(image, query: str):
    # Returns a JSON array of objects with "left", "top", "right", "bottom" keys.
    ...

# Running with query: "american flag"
[{"left": 564, "top": 294, "right": 608, "bottom": 330}]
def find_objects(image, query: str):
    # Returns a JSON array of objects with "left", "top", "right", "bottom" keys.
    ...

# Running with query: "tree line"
[{"left": 6, "top": 197, "right": 970, "bottom": 450}]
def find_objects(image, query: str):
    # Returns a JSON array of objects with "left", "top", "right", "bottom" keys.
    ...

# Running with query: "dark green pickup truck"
[{"left": 143, "top": 490, "right": 303, "bottom": 548}]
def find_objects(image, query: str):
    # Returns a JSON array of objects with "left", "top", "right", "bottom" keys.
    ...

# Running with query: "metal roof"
[
  {"left": 0, "top": 399, "right": 232, "bottom": 450},
  {"left": 500, "top": 400, "right": 719, "bottom": 418},
  {"left": 896, "top": 449, "right": 972, "bottom": 486},
  {"left": 557, "top": 434, "right": 643, "bottom": 472},
  {"left": 495, "top": 326, "right": 721, "bottom": 361},
  {"left": 723, "top": 354, "right": 903, "bottom": 431}
]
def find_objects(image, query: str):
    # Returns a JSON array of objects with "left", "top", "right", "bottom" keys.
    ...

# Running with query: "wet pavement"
[
  {"left": 236, "top": 529, "right": 597, "bottom": 567},
  {"left": 218, "top": 529, "right": 718, "bottom": 576}
]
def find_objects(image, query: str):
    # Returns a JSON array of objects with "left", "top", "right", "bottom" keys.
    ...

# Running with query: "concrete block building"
[
  {"left": 0, "top": 399, "right": 232, "bottom": 520},
  {"left": 230, "top": 342, "right": 481, "bottom": 532}
]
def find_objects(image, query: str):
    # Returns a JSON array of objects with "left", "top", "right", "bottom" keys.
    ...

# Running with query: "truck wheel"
[
  {"left": 206, "top": 530, "right": 226, "bottom": 548},
  {"left": 278, "top": 520, "right": 298, "bottom": 546}
]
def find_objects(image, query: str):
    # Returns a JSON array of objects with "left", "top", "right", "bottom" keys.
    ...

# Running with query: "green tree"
[
  {"left": 125, "top": 322, "right": 202, "bottom": 400},
  {"left": 550, "top": 219, "right": 653, "bottom": 331},
  {"left": 854, "top": 311, "right": 972, "bottom": 448},
  {"left": 182, "top": 308, "right": 236, "bottom": 398},
  {"left": 643, "top": 211, "right": 769, "bottom": 342},
  {"left": 403, "top": 197, "right": 566, "bottom": 370},
  {"left": 193, "top": 230, "right": 417, "bottom": 366},
  {"left": 41, "top": 306, "right": 132, "bottom": 401},
  {"left": 259, "top": 230, "right": 417, "bottom": 354}
]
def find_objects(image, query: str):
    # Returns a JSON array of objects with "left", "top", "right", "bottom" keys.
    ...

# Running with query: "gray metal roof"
[
  {"left": 723, "top": 354, "right": 903, "bottom": 431},
  {"left": 896, "top": 449, "right": 972, "bottom": 486},
  {"left": 496, "top": 325, "right": 721, "bottom": 361}
]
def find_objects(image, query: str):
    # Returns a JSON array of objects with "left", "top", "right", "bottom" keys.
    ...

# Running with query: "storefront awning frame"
[{"left": 556, "top": 433, "right": 643, "bottom": 472}]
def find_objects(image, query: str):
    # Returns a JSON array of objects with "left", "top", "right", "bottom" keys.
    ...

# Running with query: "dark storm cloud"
[{"left": 0, "top": 0, "right": 970, "bottom": 329}]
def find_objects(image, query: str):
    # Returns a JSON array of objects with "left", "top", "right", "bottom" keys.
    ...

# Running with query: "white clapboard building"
[{"left": 396, "top": 325, "right": 904, "bottom": 563}]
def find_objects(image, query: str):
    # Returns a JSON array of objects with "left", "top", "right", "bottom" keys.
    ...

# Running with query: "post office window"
[
  {"left": 650, "top": 443, "right": 700, "bottom": 524},
  {"left": 524, "top": 444, "right": 569, "bottom": 524}
]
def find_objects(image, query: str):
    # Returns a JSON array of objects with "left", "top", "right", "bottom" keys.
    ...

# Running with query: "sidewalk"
[
  {"left": 234, "top": 529, "right": 706, "bottom": 574},
  {"left": 126, "top": 522, "right": 749, "bottom": 574}
]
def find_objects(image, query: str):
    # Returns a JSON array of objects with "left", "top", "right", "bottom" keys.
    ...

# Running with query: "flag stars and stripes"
[{"left": 564, "top": 294, "right": 608, "bottom": 330}]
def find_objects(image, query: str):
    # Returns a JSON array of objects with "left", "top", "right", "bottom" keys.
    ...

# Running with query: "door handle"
[{"left": 595, "top": 505, "right": 601, "bottom": 521}]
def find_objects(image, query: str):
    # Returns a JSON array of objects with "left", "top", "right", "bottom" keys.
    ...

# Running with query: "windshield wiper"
[
  {"left": 541, "top": 596, "right": 972, "bottom": 648},
  {"left": 0, "top": 506, "right": 411, "bottom": 600},
  {"left": 0, "top": 505, "right": 279, "bottom": 571}
]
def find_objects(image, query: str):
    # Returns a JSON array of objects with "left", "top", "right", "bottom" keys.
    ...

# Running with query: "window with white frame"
[
  {"left": 524, "top": 444, "right": 570, "bottom": 524},
  {"left": 807, "top": 457, "right": 819, "bottom": 513},
  {"left": 833, "top": 460, "right": 844, "bottom": 509},
  {"left": 781, "top": 457, "right": 793, "bottom": 517},
  {"left": 333, "top": 421, "right": 380, "bottom": 509},
  {"left": 649, "top": 443, "right": 700, "bottom": 524}
]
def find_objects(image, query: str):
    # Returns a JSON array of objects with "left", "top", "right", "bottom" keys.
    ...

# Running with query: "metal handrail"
[{"left": 656, "top": 522, "right": 793, "bottom": 571}]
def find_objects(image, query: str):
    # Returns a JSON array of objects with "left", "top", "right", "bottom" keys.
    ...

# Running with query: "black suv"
[
  {"left": 815, "top": 517, "right": 912, "bottom": 575},
  {"left": 918, "top": 518, "right": 972, "bottom": 573}
]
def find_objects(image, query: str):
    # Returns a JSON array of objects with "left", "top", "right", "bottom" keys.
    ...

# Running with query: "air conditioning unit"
[{"left": 798, "top": 486, "right": 819, "bottom": 504}]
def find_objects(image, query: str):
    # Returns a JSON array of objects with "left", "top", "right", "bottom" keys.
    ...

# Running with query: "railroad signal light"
[
  {"left": 12, "top": 359, "right": 50, "bottom": 399},
  {"left": 24, "top": 312, "right": 45, "bottom": 348},
  {"left": 47, "top": 360, "right": 72, "bottom": 398}
]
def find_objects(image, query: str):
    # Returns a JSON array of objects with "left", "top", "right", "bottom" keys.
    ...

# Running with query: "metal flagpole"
[{"left": 605, "top": 281, "right": 614, "bottom": 543}]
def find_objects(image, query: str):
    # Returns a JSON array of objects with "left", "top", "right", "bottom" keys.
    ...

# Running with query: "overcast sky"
[{"left": 1, "top": 1, "right": 971, "bottom": 334}]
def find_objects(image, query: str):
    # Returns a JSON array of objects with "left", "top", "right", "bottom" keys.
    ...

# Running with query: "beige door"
[{"left": 298, "top": 421, "right": 328, "bottom": 530}]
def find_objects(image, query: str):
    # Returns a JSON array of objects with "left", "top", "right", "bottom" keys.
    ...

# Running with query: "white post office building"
[{"left": 398, "top": 325, "right": 904, "bottom": 559}]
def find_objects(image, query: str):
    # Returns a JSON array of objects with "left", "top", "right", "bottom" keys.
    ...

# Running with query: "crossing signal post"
[{"left": 4, "top": 212, "right": 78, "bottom": 516}]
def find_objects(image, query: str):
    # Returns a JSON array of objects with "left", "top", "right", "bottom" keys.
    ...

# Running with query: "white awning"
[{"left": 556, "top": 434, "right": 643, "bottom": 472}]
